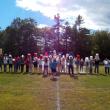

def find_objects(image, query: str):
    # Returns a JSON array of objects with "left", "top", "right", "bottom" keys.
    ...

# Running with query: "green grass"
[
  {"left": 60, "top": 75, "right": 110, "bottom": 110},
  {"left": 0, "top": 74, "right": 56, "bottom": 110},
  {"left": 0, "top": 66, "right": 110, "bottom": 110}
]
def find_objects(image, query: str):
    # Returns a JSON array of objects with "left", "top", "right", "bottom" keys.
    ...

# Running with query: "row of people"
[{"left": 0, "top": 52, "right": 101, "bottom": 75}]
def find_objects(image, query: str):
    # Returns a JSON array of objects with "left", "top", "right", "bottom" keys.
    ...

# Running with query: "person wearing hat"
[
  {"left": 20, "top": 55, "right": 25, "bottom": 73},
  {"left": 94, "top": 53, "right": 100, "bottom": 74},
  {"left": 103, "top": 58, "right": 110, "bottom": 74},
  {"left": 33, "top": 53, "right": 38, "bottom": 74},
  {"left": 8, "top": 54, "right": 13, "bottom": 72},
  {"left": 89, "top": 56, "right": 94, "bottom": 74},
  {"left": 85, "top": 57, "right": 90, "bottom": 74}
]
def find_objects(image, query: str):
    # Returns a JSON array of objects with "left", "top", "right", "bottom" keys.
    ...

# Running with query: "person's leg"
[
  {"left": 4, "top": 64, "right": 6, "bottom": 72},
  {"left": 10, "top": 64, "right": 12, "bottom": 72},
  {"left": 46, "top": 67, "right": 48, "bottom": 76},
  {"left": 70, "top": 65, "right": 74, "bottom": 76},
  {"left": 105, "top": 67, "right": 107, "bottom": 74},
  {"left": 22, "top": 64, "right": 24, "bottom": 73},
  {"left": 9, "top": 64, "right": 10, "bottom": 72},
  {"left": 107, "top": 67, "right": 109, "bottom": 74},
  {"left": 68, "top": 65, "right": 71, "bottom": 76},
  {"left": 43, "top": 66, "right": 48, "bottom": 76},
  {"left": 0, "top": 65, "right": 1, "bottom": 72},
  {"left": 97, "top": 65, "right": 99, "bottom": 74},
  {"left": 108, "top": 67, "right": 110, "bottom": 74},
  {"left": 39, "top": 65, "right": 42, "bottom": 73},
  {"left": 1, "top": 65, "right": 2, "bottom": 72},
  {"left": 21, "top": 64, "right": 23, "bottom": 73},
  {"left": 0, "top": 65, "right": 2, "bottom": 72},
  {"left": 82, "top": 66, "right": 84, "bottom": 72},
  {"left": 14, "top": 64, "right": 16, "bottom": 72},
  {"left": 90, "top": 66, "right": 93, "bottom": 74},
  {"left": 94, "top": 65, "right": 96, "bottom": 73},
  {"left": 26, "top": 65, "right": 29, "bottom": 73},
  {"left": 43, "top": 67, "right": 45, "bottom": 76}
]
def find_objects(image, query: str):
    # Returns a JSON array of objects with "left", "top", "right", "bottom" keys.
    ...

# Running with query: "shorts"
[
  {"left": 44, "top": 65, "right": 48, "bottom": 68},
  {"left": 34, "top": 63, "right": 38, "bottom": 68},
  {"left": 51, "top": 68, "right": 56, "bottom": 73}
]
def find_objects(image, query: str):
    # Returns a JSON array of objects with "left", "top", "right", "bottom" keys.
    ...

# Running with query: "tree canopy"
[{"left": 0, "top": 16, "right": 110, "bottom": 59}]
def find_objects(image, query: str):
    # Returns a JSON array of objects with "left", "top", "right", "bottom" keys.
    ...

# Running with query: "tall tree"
[
  {"left": 91, "top": 31, "right": 110, "bottom": 59},
  {"left": 4, "top": 17, "right": 41, "bottom": 56}
]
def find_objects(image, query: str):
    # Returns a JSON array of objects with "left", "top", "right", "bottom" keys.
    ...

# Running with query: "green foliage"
[
  {"left": 3, "top": 18, "right": 41, "bottom": 56},
  {"left": 91, "top": 31, "right": 110, "bottom": 59},
  {"left": 0, "top": 16, "right": 110, "bottom": 57}
]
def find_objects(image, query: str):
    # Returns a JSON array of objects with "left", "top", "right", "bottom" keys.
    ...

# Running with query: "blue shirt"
[{"left": 50, "top": 60, "right": 58, "bottom": 69}]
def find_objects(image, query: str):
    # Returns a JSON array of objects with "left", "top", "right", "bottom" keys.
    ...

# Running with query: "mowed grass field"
[{"left": 0, "top": 66, "right": 110, "bottom": 110}]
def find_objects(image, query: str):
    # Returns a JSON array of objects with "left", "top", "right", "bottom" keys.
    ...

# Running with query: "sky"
[{"left": 0, "top": 0, "right": 110, "bottom": 30}]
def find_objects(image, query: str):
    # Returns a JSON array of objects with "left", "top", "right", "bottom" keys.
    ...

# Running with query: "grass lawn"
[{"left": 0, "top": 66, "right": 110, "bottom": 110}]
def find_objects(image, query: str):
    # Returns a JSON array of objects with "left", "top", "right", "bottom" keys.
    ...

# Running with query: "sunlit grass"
[
  {"left": 0, "top": 66, "right": 110, "bottom": 110},
  {"left": 0, "top": 74, "right": 56, "bottom": 110}
]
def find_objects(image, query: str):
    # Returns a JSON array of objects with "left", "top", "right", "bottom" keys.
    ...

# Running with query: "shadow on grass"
[{"left": 50, "top": 77, "right": 58, "bottom": 81}]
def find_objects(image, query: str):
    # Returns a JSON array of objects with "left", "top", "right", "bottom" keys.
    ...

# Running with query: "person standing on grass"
[
  {"left": 17, "top": 56, "right": 21, "bottom": 72},
  {"left": 76, "top": 54, "right": 80, "bottom": 73},
  {"left": 3, "top": 54, "right": 8, "bottom": 72},
  {"left": 80, "top": 58, "right": 84, "bottom": 73},
  {"left": 43, "top": 56, "right": 49, "bottom": 77},
  {"left": 61, "top": 55, "right": 66, "bottom": 73},
  {"left": 20, "top": 55, "right": 25, "bottom": 73},
  {"left": 16, "top": 56, "right": 20, "bottom": 72},
  {"left": 13, "top": 57, "right": 17, "bottom": 73},
  {"left": 94, "top": 53, "right": 100, "bottom": 74},
  {"left": 89, "top": 56, "right": 94, "bottom": 74},
  {"left": 68, "top": 55, "right": 74, "bottom": 77},
  {"left": 85, "top": 57, "right": 90, "bottom": 74},
  {"left": 48, "top": 55, "right": 53, "bottom": 75},
  {"left": 57, "top": 54, "right": 62, "bottom": 73},
  {"left": 25, "top": 54, "right": 30, "bottom": 73},
  {"left": 50, "top": 58, "right": 58, "bottom": 79},
  {"left": 38, "top": 54, "right": 43, "bottom": 73},
  {"left": 8, "top": 54, "right": 13, "bottom": 72},
  {"left": 28, "top": 53, "right": 33, "bottom": 74},
  {"left": 103, "top": 58, "right": 110, "bottom": 74},
  {"left": 33, "top": 53, "right": 38, "bottom": 73},
  {"left": 0, "top": 55, "right": 3, "bottom": 72},
  {"left": 65, "top": 53, "right": 69, "bottom": 73}
]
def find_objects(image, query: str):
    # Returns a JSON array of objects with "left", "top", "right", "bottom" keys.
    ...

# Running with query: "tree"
[
  {"left": 70, "top": 15, "right": 91, "bottom": 57},
  {"left": 91, "top": 31, "right": 110, "bottom": 59},
  {"left": 4, "top": 17, "right": 41, "bottom": 56}
]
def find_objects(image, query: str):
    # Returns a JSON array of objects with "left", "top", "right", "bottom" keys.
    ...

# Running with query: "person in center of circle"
[{"left": 50, "top": 58, "right": 58, "bottom": 80}]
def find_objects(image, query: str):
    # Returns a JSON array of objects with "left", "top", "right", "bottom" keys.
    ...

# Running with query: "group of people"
[{"left": 0, "top": 50, "right": 109, "bottom": 79}]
